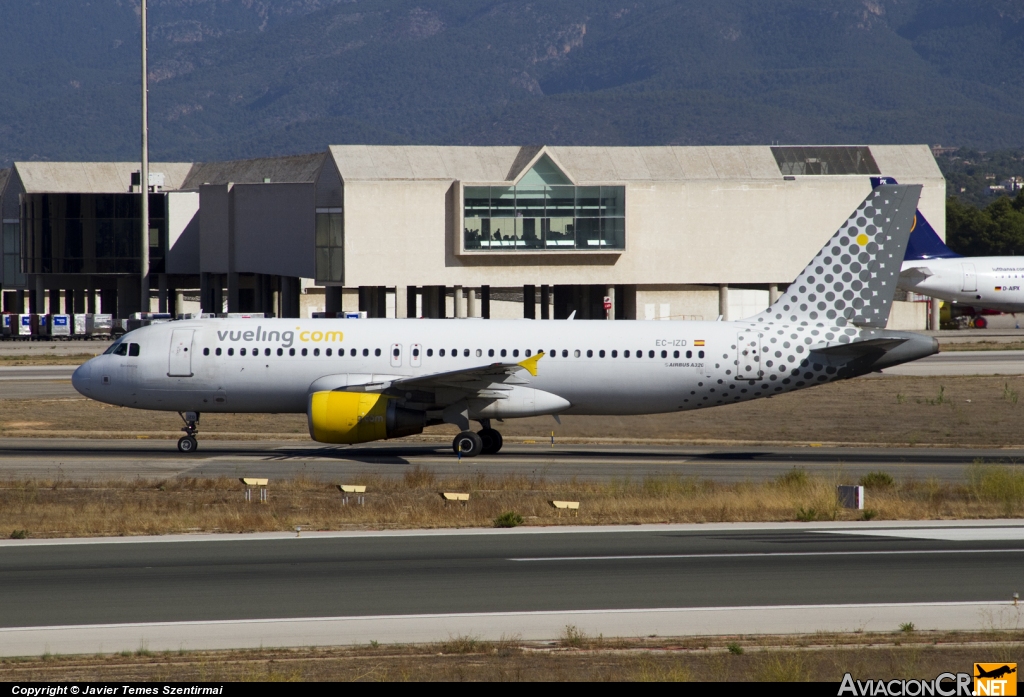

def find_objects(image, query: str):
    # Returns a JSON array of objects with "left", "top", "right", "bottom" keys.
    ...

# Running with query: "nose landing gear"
[{"left": 177, "top": 411, "right": 200, "bottom": 453}]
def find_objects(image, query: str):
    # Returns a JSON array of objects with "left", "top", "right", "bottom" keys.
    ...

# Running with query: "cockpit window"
[
  {"left": 104, "top": 339, "right": 126, "bottom": 355},
  {"left": 128, "top": 343, "right": 140, "bottom": 357},
  {"left": 112, "top": 343, "right": 128, "bottom": 356}
]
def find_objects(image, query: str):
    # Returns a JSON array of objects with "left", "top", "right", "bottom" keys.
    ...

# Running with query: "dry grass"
[
  {"left": 940, "top": 341, "right": 1024, "bottom": 352},
  {"left": 0, "top": 353, "right": 96, "bottom": 366},
  {"left": 7, "top": 375, "right": 1024, "bottom": 446},
  {"left": 2, "top": 465, "right": 1021, "bottom": 538},
  {"left": 2, "top": 631, "right": 1021, "bottom": 681}
]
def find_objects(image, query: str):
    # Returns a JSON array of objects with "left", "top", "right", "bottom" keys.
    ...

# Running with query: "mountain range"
[{"left": 1, "top": 0, "right": 1023, "bottom": 166}]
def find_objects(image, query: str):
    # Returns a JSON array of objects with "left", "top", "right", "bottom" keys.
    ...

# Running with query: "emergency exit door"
[
  {"left": 735, "top": 331, "right": 762, "bottom": 379},
  {"left": 962, "top": 264, "right": 977, "bottom": 292}
]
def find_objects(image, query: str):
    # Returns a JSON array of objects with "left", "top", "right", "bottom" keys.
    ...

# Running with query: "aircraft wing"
[{"left": 385, "top": 352, "right": 544, "bottom": 395}]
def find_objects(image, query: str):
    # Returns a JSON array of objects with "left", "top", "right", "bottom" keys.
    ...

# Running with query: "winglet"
[{"left": 517, "top": 351, "right": 544, "bottom": 376}]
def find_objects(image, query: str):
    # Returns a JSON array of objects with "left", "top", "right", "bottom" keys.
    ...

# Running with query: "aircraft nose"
[{"left": 71, "top": 360, "right": 93, "bottom": 395}]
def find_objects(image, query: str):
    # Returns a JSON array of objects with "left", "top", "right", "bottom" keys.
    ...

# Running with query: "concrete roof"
[
  {"left": 13, "top": 162, "right": 194, "bottom": 194},
  {"left": 181, "top": 153, "right": 326, "bottom": 189},
  {"left": 330, "top": 145, "right": 941, "bottom": 183}
]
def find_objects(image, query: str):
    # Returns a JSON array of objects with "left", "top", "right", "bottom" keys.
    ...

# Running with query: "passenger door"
[
  {"left": 168, "top": 329, "right": 195, "bottom": 377},
  {"left": 962, "top": 263, "right": 977, "bottom": 292},
  {"left": 735, "top": 331, "right": 762, "bottom": 379},
  {"left": 410, "top": 343, "right": 422, "bottom": 368}
]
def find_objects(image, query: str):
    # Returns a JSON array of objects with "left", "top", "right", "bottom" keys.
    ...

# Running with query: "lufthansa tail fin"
[
  {"left": 871, "top": 176, "right": 960, "bottom": 260},
  {"left": 753, "top": 184, "right": 921, "bottom": 329}
]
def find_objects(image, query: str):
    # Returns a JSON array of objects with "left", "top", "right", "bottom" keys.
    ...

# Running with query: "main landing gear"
[
  {"left": 177, "top": 411, "right": 200, "bottom": 453},
  {"left": 451, "top": 420, "right": 503, "bottom": 458}
]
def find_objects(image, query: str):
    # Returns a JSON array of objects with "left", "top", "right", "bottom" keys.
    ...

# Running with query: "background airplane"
[
  {"left": 881, "top": 176, "right": 1024, "bottom": 321},
  {"left": 72, "top": 185, "right": 936, "bottom": 456}
]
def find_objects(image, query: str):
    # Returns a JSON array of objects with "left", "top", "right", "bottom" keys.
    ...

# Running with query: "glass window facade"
[
  {"left": 315, "top": 208, "right": 343, "bottom": 283},
  {"left": 3, "top": 221, "right": 24, "bottom": 286},
  {"left": 464, "top": 184, "right": 625, "bottom": 251},
  {"left": 21, "top": 193, "right": 166, "bottom": 275},
  {"left": 771, "top": 146, "right": 880, "bottom": 176}
]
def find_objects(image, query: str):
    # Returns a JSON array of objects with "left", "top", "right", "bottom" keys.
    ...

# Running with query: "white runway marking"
[
  {"left": 821, "top": 527, "right": 1024, "bottom": 541},
  {"left": 510, "top": 549, "right": 1024, "bottom": 562}
]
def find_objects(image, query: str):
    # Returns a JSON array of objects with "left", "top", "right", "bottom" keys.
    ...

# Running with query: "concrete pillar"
[
  {"left": 523, "top": 284, "right": 536, "bottom": 319},
  {"left": 394, "top": 286, "right": 408, "bottom": 319},
  {"left": 718, "top": 283, "right": 729, "bottom": 321},
  {"left": 227, "top": 272, "right": 239, "bottom": 314},
  {"left": 174, "top": 289, "right": 184, "bottom": 317},
  {"left": 930, "top": 298, "right": 941, "bottom": 331},
  {"left": 454, "top": 285, "right": 465, "bottom": 318},
  {"left": 540, "top": 285, "right": 550, "bottom": 320},
  {"left": 467, "top": 288, "right": 477, "bottom": 318},
  {"left": 33, "top": 276, "right": 44, "bottom": 314},
  {"left": 87, "top": 282, "right": 96, "bottom": 314},
  {"left": 272, "top": 276, "right": 280, "bottom": 319},
  {"left": 769, "top": 283, "right": 781, "bottom": 305},
  {"left": 158, "top": 274, "right": 167, "bottom": 313},
  {"left": 481, "top": 285, "right": 490, "bottom": 319},
  {"left": 606, "top": 285, "right": 616, "bottom": 320},
  {"left": 325, "top": 286, "right": 343, "bottom": 316}
]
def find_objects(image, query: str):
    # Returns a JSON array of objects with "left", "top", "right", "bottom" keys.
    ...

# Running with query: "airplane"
[
  {"left": 880, "top": 176, "right": 1024, "bottom": 316},
  {"left": 975, "top": 665, "right": 1016, "bottom": 680},
  {"left": 71, "top": 184, "right": 938, "bottom": 456}
]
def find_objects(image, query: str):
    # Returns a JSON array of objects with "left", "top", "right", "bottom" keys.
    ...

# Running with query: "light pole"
[{"left": 140, "top": 0, "right": 150, "bottom": 314}]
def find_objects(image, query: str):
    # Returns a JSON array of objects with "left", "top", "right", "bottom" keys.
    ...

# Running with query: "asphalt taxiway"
[
  {"left": 0, "top": 522, "right": 1020, "bottom": 655},
  {"left": 0, "top": 438, "right": 1021, "bottom": 481}
]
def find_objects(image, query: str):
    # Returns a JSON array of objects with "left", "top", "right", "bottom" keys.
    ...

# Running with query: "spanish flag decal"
[{"left": 694, "top": 340, "right": 705, "bottom": 346}]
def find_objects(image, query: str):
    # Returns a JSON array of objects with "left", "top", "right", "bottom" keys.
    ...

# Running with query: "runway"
[
  {"left": 0, "top": 438, "right": 1020, "bottom": 481},
  {"left": 0, "top": 522, "right": 1020, "bottom": 655}
]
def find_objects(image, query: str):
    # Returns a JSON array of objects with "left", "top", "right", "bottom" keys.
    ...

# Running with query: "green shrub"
[
  {"left": 859, "top": 471, "right": 895, "bottom": 489},
  {"left": 727, "top": 642, "right": 744, "bottom": 655},
  {"left": 9, "top": 530, "right": 28, "bottom": 539},
  {"left": 795, "top": 507, "right": 818, "bottom": 522},
  {"left": 967, "top": 464, "right": 1024, "bottom": 512},
  {"left": 776, "top": 469, "right": 809, "bottom": 488},
  {"left": 493, "top": 511, "right": 524, "bottom": 528}
]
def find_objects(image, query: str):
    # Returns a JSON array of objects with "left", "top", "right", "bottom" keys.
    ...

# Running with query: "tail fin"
[
  {"left": 754, "top": 184, "right": 921, "bottom": 329},
  {"left": 872, "top": 176, "right": 960, "bottom": 260}
]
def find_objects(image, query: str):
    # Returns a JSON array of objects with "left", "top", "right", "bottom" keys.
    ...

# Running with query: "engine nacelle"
[{"left": 308, "top": 391, "right": 425, "bottom": 444}]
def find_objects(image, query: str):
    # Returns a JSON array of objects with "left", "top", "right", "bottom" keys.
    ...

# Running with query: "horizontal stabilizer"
[{"left": 811, "top": 337, "right": 908, "bottom": 357}]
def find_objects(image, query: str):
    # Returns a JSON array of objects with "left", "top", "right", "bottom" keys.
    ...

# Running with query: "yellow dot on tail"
[{"left": 856, "top": 234, "right": 868, "bottom": 246}]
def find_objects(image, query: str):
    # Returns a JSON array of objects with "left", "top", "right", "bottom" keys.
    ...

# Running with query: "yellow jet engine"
[{"left": 308, "top": 391, "right": 425, "bottom": 444}]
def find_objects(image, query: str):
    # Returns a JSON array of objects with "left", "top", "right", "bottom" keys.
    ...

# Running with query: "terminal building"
[{"left": 0, "top": 144, "right": 945, "bottom": 327}]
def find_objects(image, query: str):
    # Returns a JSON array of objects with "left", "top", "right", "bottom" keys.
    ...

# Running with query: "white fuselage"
[
  {"left": 71, "top": 317, "right": 924, "bottom": 420},
  {"left": 901, "top": 257, "right": 1024, "bottom": 312}
]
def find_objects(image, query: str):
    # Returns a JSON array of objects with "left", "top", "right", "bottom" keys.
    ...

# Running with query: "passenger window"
[
  {"left": 277, "top": 348, "right": 283, "bottom": 356},
  {"left": 637, "top": 351, "right": 642, "bottom": 359},
  {"left": 686, "top": 350, "right": 692, "bottom": 358},
  {"left": 699, "top": 350, "right": 705, "bottom": 358},
  {"left": 451, "top": 349, "right": 457, "bottom": 357},
  {"left": 393, "top": 348, "right": 400, "bottom": 357},
  {"left": 561, "top": 350, "right": 568, "bottom": 358},
  {"left": 476, "top": 349, "right": 482, "bottom": 357},
  {"left": 574, "top": 350, "right": 581, "bottom": 358},
  {"left": 240, "top": 348, "right": 246, "bottom": 356},
  {"left": 550, "top": 349, "right": 556, "bottom": 357},
  {"left": 500, "top": 349, "right": 506, "bottom": 358},
  {"left": 513, "top": 349, "right": 519, "bottom": 358},
  {"left": 624, "top": 350, "right": 630, "bottom": 358},
  {"left": 113, "top": 343, "right": 128, "bottom": 356},
  {"left": 611, "top": 350, "right": 617, "bottom": 358},
  {"left": 464, "top": 349, "right": 470, "bottom": 357},
  {"left": 216, "top": 348, "right": 222, "bottom": 356},
  {"left": 363, "top": 349, "right": 369, "bottom": 357},
  {"left": 252, "top": 347, "right": 257, "bottom": 356},
  {"left": 302, "top": 348, "right": 308, "bottom": 356},
  {"left": 313, "top": 348, "right": 320, "bottom": 356},
  {"left": 413, "top": 348, "right": 420, "bottom": 357},
  {"left": 525, "top": 349, "right": 531, "bottom": 357},
  {"left": 661, "top": 350, "right": 667, "bottom": 358},
  {"left": 673, "top": 350, "right": 679, "bottom": 359},
  {"left": 488, "top": 349, "right": 494, "bottom": 357},
  {"left": 289, "top": 348, "right": 295, "bottom": 356},
  {"left": 599, "top": 350, "right": 605, "bottom": 358},
  {"left": 375, "top": 348, "right": 382, "bottom": 357},
  {"left": 227, "top": 348, "right": 234, "bottom": 356},
  {"left": 427, "top": 349, "right": 433, "bottom": 357},
  {"left": 649, "top": 350, "right": 655, "bottom": 358},
  {"left": 351, "top": 349, "right": 357, "bottom": 357},
  {"left": 440, "top": 349, "right": 446, "bottom": 357},
  {"left": 587, "top": 350, "right": 593, "bottom": 358},
  {"left": 266, "top": 348, "right": 271, "bottom": 357},
  {"left": 203, "top": 348, "right": 210, "bottom": 356}
]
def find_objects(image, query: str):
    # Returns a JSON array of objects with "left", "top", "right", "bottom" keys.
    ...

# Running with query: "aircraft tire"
[
  {"left": 479, "top": 428, "right": 503, "bottom": 454},
  {"left": 177, "top": 436, "right": 198, "bottom": 453},
  {"left": 453, "top": 431, "right": 483, "bottom": 458}
]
